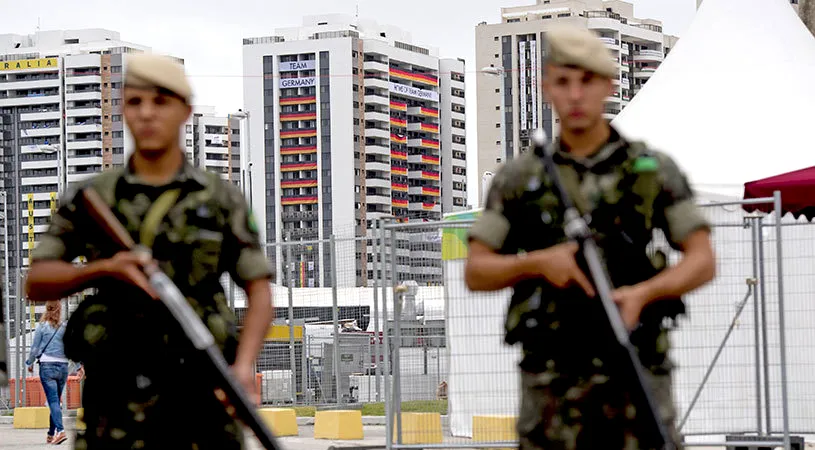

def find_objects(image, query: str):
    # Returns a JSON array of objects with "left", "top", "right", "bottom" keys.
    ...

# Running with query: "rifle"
[
  {"left": 530, "top": 129, "right": 677, "bottom": 450},
  {"left": 80, "top": 187, "right": 282, "bottom": 450}
]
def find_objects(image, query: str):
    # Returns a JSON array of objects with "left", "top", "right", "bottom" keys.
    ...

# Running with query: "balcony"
[
  {"left": 634, "top": 50, "right": 664, "bottom": 62},
  {"left": 407, "top": 122, "right": 439, "bottom": 134},
  {"left": 364, "top": 111, "right": 390, "bottom": 123},
  {"left": 365, "top": 144, "right": 389, "bottom": 156},
  {"left": 67, "top": 155, "right": 104, "bottom": 166},
  {"left": 408, "top": 154, "right": 440, "bottom": 165},
  {"left": 407, "top": 106, "right": 439, "bottom": 118},
  {"left": 365, "top": 161, "right": 390, "bottom": 173},
  {"left": 0, "top": 79, "right": 60, "bottom": 91},
  {"left": 20, "top": 127, "right": 61, "bottom": 138},
  {"left": 282, "top": 210, "right": 319, "bottom": 222},
  {"left": 634, "top": 67, "right": 657, "bottom": 78},
  {"left": 66, "top": 75, "right": 102, "bottom": 85},
  {"left": 67, "top": 123, "right": 103, "bottom": 134},
  {"left": 366, "top": 194, "right": 391, "bottom": 205},
  {"left": 366, "top": 178, "right": 390, "bottom": 189},
  {"left": 408, "top": 138, "right": 440, "bottom": 150},
  {"left": 66, "top": 107, "right": 102, "bottom": 118},
  {"left": 365, "top": 127, "right": 390, "bottom": 140},
  {"left": 65, "top": 90, "right": 102, "bottom": 101},
  {"left": 364, "top": 94, "right": 389, "bottom": 106},
  {"left": 364, "top": 77, "right": 389, "bottom": 90},
  {"left": 0, "top": 94, "right": 60, "bottom": 107},
  {"left": 364, "top": 60, "right": 389, "bottom": 73},
  {"left": 600, "top": 37, "right": 620, "bottom": 49},
  {"left": 67, "top": 172, "right": 100, "bottom": 185},
  {"left": 409, "top": 202, "right": 441, "bottom": 213}
]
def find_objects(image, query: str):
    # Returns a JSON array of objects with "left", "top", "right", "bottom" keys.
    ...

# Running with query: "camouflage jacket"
[
  {"left": 469, "top": 126, "right": 710, "bottom": 372},
  {"left": 32, "top": 157, "right": 274, "bottom": 367}
]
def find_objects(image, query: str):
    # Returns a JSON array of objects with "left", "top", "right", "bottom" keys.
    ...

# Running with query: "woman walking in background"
[{"left": 26, "top": 300, "right": 69, "bottom": 445}]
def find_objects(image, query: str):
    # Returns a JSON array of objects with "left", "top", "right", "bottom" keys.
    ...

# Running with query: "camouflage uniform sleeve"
[
  {"left": 467, "top": 167, "right": 514, "bottom": 251},
  {"left": 655, "top": 153, "right": 712, "bottom": 249},
  {"left": 31, "top": 189, "right": 84, "bottom": 263},
  {"left": 222, "top": 186, "right": 275, "bottom": 286}
]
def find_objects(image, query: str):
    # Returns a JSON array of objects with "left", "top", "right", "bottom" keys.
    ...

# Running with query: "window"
[
  {"left": 495, "top": 123, "right": 500, "bottom": 128},
  {"left": 112, "top": 115, "right": 122, "bottom": 122}
]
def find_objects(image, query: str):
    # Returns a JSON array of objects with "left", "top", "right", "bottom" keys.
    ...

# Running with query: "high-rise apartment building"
[
  {"left": 0, "top": 29, "right": 183, "bottom": 333},
  {"left": 243, "top": 15, "right": 467, "bottom": 288},
  {"left": 183, "top": 106, "right": 243, "bottom": 187},
  {"left": 474, "top": 0, "right": 675, "bottom": 202}
]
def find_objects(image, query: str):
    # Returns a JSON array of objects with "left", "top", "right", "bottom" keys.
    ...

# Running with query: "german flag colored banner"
[
  {"left": 420, "top": 123, "right": 439, "bottom": 133},
  {"left": 419, "top": 107, "right": 439, "bottom": 118},
  {"left": 392, "top": 199, "right": 408, "bottom": 208},
  {"left": 280, "top": 145, "right": 317, "bottom": 155},
  {"left": 281, "top": 196, "right": 318, "bottom": 206},
  {"left": 281, "top": 162, "right": 318, "bottom": 172},
  {"left": 421, "top": 155, "right": 440, "bottom": 165},
  {"left": 281, "top": 129, "right": 317, "bottom": 139},
  {"left": 390, "top": 117, "right": 407, "bottom": 127},
  {"left": 280, "top": 112, "right": 317, "bottom": 122},
  {"left": 390, "top": 133, "right": 407, "bottom": 144},
  {"left": 392, "top": 166, "right": 408, "bottom": 176},
  {"left": 280, "top": 96, "right": 316, "bottom": 106},
  {"left": 422, "top": 186, "right": 441, "bottom": 196},
  {"left": 392, "top": 183, "right": 408, "bottom": 192},
  {"left": 281, "top": 179, "right": 318, "bottom": 189},
  {"left": 422, "top": 202, "right": 436, "bottom": 210},
  {"left": 389, "top": 68, "right": 439, "bottom": 86},
  {"left": 422, "top": 170, "right": 440, "bottom": 181},
  {"left": 421, "top": 139, "right": 440, "bottom": 149},
  {"left": 390, "top": 100, "right": 408, "bottom": 111},
  {"left": 391, "top": 150, "right": 407, "bottom": 160}
]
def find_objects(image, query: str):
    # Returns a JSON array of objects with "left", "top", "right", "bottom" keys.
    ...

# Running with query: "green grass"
[{"left": 286, "top": 400, "right": 448, "bottom": 417}]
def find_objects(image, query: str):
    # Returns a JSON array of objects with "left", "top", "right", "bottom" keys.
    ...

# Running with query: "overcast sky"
[{"left": 3, "top": 0, "right": 699, "bottom": 205}]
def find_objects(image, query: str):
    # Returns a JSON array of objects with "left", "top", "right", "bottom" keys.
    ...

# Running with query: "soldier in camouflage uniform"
[
  {"left": 25, "top": 53, "right": 275, "bottom": 449},
  {"left": 465, "top": 25, "right": 716, "bottom": 450}
]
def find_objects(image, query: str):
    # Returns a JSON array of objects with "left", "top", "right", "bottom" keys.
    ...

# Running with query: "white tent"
[{"left": 612, "top": 0, "right": 815, "bottom": 197}]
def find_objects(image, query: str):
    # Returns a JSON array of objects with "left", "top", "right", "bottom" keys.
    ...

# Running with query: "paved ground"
[{"left": 0, "top": 424, "right": 387, "bottom": 449}]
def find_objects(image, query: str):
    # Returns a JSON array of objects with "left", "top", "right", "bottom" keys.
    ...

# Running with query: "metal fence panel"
[{"left": 383, "top": 197, "right": 801, "bottom": 449}]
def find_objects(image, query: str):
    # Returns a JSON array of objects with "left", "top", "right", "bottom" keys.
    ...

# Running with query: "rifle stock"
[
  {"left": 530, "top": 129, "right": 676, "bottom": 450},
  {"left": 80, "top": 187, "right": 281, "bottom": 450}
]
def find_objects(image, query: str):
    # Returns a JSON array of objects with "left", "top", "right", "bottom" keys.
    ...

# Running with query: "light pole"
[
  {"left": 230, "top": 110, "right": 252, "bottom": 200},
  {"left": 480, "top": 66, "right": 507, "bottom": 206},
  {"left": 1, "top": 191, "right": 9, "bottom": 345}
]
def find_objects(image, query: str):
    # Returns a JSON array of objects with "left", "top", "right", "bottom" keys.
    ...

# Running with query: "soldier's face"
[
  {"left": 123, "top": 87, "right": 191, "bottom": 155},
  {"left": 542, "top": 65, "right": 614, "bottom": 133}
]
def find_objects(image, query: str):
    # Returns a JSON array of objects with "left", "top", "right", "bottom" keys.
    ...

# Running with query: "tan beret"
[
  {"left": 125, "top": 53, "right": 192, "bottom": 103},
  {"left": 544, "top": 24, "right": 618, "bottom": 79}
]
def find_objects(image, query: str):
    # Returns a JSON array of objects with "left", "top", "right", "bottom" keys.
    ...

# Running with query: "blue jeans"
[{"left": 39, "top": 362, "right": 68, "bottom": 435}]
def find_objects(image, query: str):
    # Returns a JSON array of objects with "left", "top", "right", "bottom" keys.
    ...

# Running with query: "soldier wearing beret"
[
  {"left": 25, "top": 53, "right": 275, "bottom": 449},
  {"left": 465, "top": 25, "right": 717, "bottom": 449}
]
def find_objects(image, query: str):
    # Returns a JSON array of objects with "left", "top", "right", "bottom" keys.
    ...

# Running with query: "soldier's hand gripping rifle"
[
  {"left": 531, "top": 129, "right": 677, "bottom": 450},
  {"left": 81, "top": 187, "right": 282, "bottom": 450}
]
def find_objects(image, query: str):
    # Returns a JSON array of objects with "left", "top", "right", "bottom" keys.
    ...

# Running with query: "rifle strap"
[
  {"left": 140, "top": 189, "right": 182, "bottom": 249},
  {"left": 555, "top": 165, "right": 591, "bottom": 216}
]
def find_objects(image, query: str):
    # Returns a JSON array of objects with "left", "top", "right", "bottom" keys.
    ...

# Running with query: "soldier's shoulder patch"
[
  {"left": 633, "top": 156, "right": 659, "bottom": 173},
  {"left": 247, "top": 210, "right": 258, "bottom": 234}
]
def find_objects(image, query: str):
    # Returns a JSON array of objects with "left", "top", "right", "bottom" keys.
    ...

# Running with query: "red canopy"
[{"left": 743, "top": 166, "right": 815, "bottom": 220}]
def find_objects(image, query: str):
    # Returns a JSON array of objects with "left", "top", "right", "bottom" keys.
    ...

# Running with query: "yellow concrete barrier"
[
  {"left": 392, "top": 412, "right": 443, "bottom": 444},
  {"left": 258, "top": 408, "right": 298, "bottom": 436},
  {"left": 473, "top": 415, "right": 518, "bottom": 450},
  {"left": 314, "top": 410, "right": 363, "bottom": 440},
  {"left": 13, "top": 407, "right": 50, "bottom": 429},
  {"left": 76, "top": 408, "right": 86, "bottom": 431}
]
